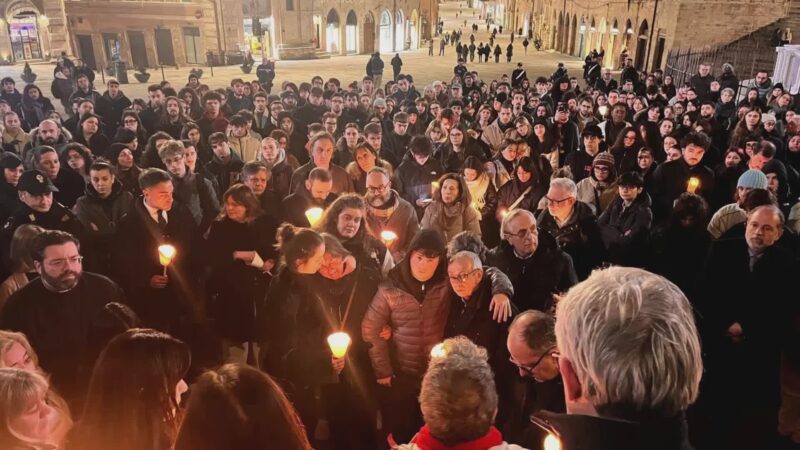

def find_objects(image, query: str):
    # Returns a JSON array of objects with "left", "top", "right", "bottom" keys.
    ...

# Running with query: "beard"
[{"left": 42, "top": 269, "right": 81, "bottom": 292}]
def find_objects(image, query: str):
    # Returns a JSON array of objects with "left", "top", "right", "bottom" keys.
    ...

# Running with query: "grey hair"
[
  {"left": 500, "top": 208, "right": 536, "bottom": 239},
  {"left": 448, "top": 251, "right": 483, "bottom": 271},
  {"left": 419, "top": 337, "right": 497, "bottom": 446},
  {"left": 555, "top": 267, "right": 702, "bottom": 420},
  {"left": 550, "top": 177, "right": 577, "bottom": 198},
  {"left": 720, "top": 88, "right": 735, "bottom": 97}
]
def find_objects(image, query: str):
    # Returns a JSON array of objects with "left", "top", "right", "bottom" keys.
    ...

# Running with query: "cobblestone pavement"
[{"left": 0, "top": 1, "right": 583, "bottom": 109}]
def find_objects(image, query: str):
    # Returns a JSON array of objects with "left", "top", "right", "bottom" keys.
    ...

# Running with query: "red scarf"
[{"left": 409, "top": 425, "right": 504, "bottom": 450}]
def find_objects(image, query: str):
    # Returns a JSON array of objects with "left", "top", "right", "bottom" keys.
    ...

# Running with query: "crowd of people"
[{"left": 0, "top": 43, "right": 798, "bottom": 450}]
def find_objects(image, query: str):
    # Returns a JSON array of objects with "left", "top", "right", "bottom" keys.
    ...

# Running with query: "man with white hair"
[
  {"left": 699, "top": 205, "right": 797, "bottom": 450},
  {"left": 536, "top": 178, "right": 603, "bottom": 280},
  {"left": 538, "top": 266, "right": 702, "bottom": 449},
  {"left": 400, "top": 336, "right": 527, "bottom": 450}
]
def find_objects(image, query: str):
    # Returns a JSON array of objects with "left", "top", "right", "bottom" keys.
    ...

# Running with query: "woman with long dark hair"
[
  {"left": 609, "top": 125, "right": 645, "bottom": 174},
  {"left": 71, "top": 328, "right": 191, "bottom": 450},
  {"left": 177, "top": 88, "right": 203, "bottom": 121},
  {"left": 180, "top": 123, "right": 212, "bottom": 167},
  {"left": 117, "top": 110, "right": 149, "bottom": 160},
  {"left": 205, "top": 184, "right": 278, "bottom": 366},
  {"left": 345, "top": 142, "right": 393, "bottom": 195},
  {"left": 730, "top": 109, "right": 764, "bottom": 149},
  {"left": 59, "top": 143, "right": 93, "bottom": 183},
  {"left": 496, "top": 156, "right": 551, "bottom": 220},
  {"left": 174, "top": 364, "right": 312, "bottom": 450}
]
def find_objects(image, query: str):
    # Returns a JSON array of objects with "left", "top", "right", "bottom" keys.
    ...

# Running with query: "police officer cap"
[{"left": 18, "top": 170, "right": 59, "bottom": 195}]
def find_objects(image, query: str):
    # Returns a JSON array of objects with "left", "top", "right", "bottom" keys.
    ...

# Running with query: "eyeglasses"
[
  {"left": 45, "top": 255, "right": 83, "bottom": 269},
  {"left": 503, "top": 226, "right": 538, "bottom": 240},
  {"left": 509, "top": 347, "right": 557, "bottom": 375},
  {"left": 448, "top": 268, "right": 480, "bottom": 284},
  {"left": 545, "top": 196, "right": 572, "bottom": 205},
  {"left": 366, "top": 182, "right": 389, "bottom": 193}
]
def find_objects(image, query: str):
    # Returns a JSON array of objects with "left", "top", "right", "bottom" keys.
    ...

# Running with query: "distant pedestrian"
[
  {"left": 506, "top": 43, "right": 513, "bottom": 63},
  {"left": 439, "top": 38, "right": 446, "bottom": 56},
  {"left": 391, "top": 53, "right": 403, "bottom": 81},
  {"left": 523, "top": 38, "right": 529, "bottom": 54},
  {"left": 429, "top": 39, "right": 434, "bottom": 56},
  {"left": 511, "top": 32, "right": 515, "bottom": 43},
  {"left": 494, "top": 45, "right": 502, "bottom": 63}
]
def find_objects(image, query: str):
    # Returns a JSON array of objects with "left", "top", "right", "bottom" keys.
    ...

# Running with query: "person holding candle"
[
  {"left": 300, "top": 234, "right": 383, "bottom": 450},
  {"left": 281, "top": 168, "right": 338, "bottom": 227},
  {"left": 495, "top": 156, "right": 550, "bottom": 222},
  {"left": 205, "top": 184, "right": 278, "bottom": 367},
  {"left": 315, "top": 193, "right": 394, "bottom": 276},
  {"left": 364, "top": 167, "right": 420, "bottom": 261},
  {"left": 462, "top": 156, "right": 499, "bottom": 247},
  {"left": 113, "top": 168, "right": 198, "bottom": 334},
  {"left": 650, "top": 131, "right": 716, "bottom": 225}
]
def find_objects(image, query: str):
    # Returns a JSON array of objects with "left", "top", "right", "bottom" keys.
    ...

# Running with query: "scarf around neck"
[
  {"left": 407, "top": 425, "right": 503, "bottom": 450},
  {"left": 465, "top": 174, "right": 490, "bottom": 212}
]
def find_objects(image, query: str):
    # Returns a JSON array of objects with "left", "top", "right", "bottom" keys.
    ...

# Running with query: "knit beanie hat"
[
  {"left": 407, "top": 229, "right": 446, "bottom": 258},
  {"left": 592, "top": 151, "right": 615, "bottom": 169},
  {"left": 106, "top": 143, "right": 131, "bottom": 164},
  {"left": 736, "top": 169, "right": 768, "bottom": 189}
]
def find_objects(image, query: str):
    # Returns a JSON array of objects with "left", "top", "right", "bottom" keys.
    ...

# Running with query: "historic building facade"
[
  {"left": 498, "top": 0, "right": 794, "bottom": 73},
  {"left": 268, "top": 0, "right": 438, "bottom": 60},
  {"left": 0, "top": 0, "right": 436, "bottom": 67}
]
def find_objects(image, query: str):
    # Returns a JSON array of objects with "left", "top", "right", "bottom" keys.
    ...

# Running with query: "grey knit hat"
[{"left": 737, "top": 169, "right": 768, "bottom": 189}]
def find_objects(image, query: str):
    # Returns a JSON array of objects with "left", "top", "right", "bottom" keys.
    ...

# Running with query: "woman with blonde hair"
[
  {"left": 0, "top": 332, "right": 72, "bottom": 450},
  {"left": 0, "top": 224, "right": 44, "bottom": 308},
  {"left": 461, "top": 156, "right": 499, "bottom": 247},
  {"left": 0, "top": 369, "right": 60, "bottom": 449}
]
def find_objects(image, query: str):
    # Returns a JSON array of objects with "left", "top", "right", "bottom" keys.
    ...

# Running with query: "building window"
[{"left": 286, "top": 0, "right": 293, "bottom": 11}]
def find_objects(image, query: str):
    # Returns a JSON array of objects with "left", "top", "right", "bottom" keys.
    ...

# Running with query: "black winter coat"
[
  {"left": 393, "top": 157, "right": 445, "bottom": 219},
  {"left": 53, "top": 168, "right": 87, "bottom": 208},
  {"left": 486, "top": 231, "right": 577, "bottom": 312},
  {"left": 0, "top": 181, "right": 19, "bottom": 223},
  {"left": 650, "top": 159, "right": 715, "bottom": 224},
  {"left": 438, "top": 142, "right": 487, "bottom": 173},
  {"left": 73, "top": 181, "right": 134, "bottom": 276},
  {"left": 206, "top": 215, "right": 278, "bottom": 341},
  {"left": 537, "top": 201, "right": 604, "bottom": 280},
  {"left": 598, "top": 193, "right": 653, "bottom": 266}
]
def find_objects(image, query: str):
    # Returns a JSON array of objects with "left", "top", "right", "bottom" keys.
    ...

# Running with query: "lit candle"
[
  {"left": 327, "top": 332, "right": 351, "bottom": 358},
  {"left": 687, "top": 177, "right": 700, "bottom": 193},
  {"left": 305, "top": 207, "right": 324, "bottom": 227},
  {"left": 158, "top": 244, "right": 176, "bottom": 276},
  {"left": 543, "top": 434, "right": 561, "bottom": 450},
  {"left": 431, "top": 180, "right": 440, "bottom": 192},
  {"left": 598, "top": 105, "right": 608, "bottom": 117},
  {"left": 430, "top": 342, "right": 446, "bottom": 358},
  {"left": 500, "top": 208, "right": 509, "bottom": 218},
  {"left": 380, "top": 230, "right": 398, "bottom": 246}
]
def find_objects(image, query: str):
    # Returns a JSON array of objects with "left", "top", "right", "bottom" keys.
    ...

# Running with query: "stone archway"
[
  {"left": 395, "top": 9, "right": 405, "bottom": 51},
  {"left": 379, "top": 9, "right": 392, "bottom": 53},
  {"left": 345, "top": 10, "right": 358, "bottom": 53},
  {"left": 363, "top": 12, "right": 375, "bottom": 54},
  {"left": 635, "top": 20, "right": 649, "bottom": 71},
  {"left": 3, "top": 0, "right": 46, "bottom": 61},
  {"left": 325, "top": 9, "right": 341, "bottom": 54}
]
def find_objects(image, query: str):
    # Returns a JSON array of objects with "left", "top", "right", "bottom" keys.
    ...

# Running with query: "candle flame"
[
  {"left": 431, "top": 342, "right": 446, "bottom": 358},
  {"left": 158, "top": 245, "right": 176, "bottom": 266},
  {"left": 431, "top": 181, "right": 440, "bottom": 191},
  {"left": 305, "top": 207, "right": 324, "bottom": 226},
  {"left": 380, "top": 230, "right": 398, "bottom": 242},
  {"left": 687, "top": 177, "right": 700, "bottom": 193},
  {"left": 327, "top": 332, "right": 351, "bottom": 358},
  {"left": 500, "top": 209, "right": 509, "bottom": 218},
  {"left": 543, "top": 434, "right": 561, "bottom": 450}
]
